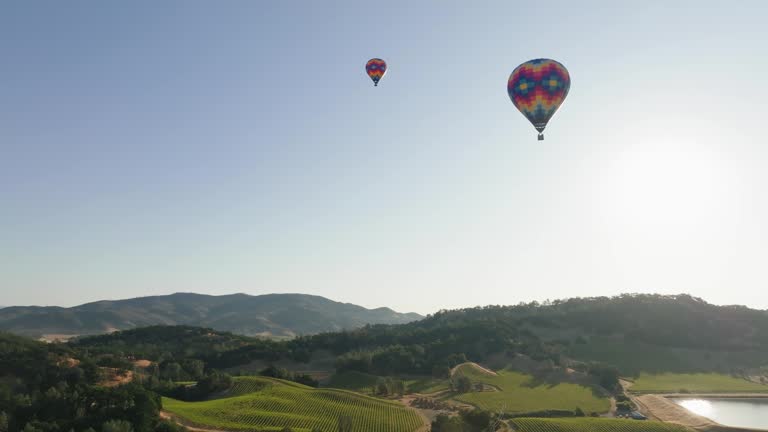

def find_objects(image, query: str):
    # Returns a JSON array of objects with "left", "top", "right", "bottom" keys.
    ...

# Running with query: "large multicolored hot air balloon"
[
  {"left": 365, "top": 58, "right": 387, "bottom": 86},
  {"left": 508, "top": 59, "right": 570, "bottom": 140}
]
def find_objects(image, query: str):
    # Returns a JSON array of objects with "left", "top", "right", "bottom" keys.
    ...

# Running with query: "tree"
[
  {"left": 161, "top": 363, "right": 183, "bottom": 382},
  {"left": 154, "top": 421, "right": 185, "bottom": 432},
  {"left": 574, "top": 407, "right": 585, "bottom": 417},
  {"left": 376, "top": 380, "right": 390, "bottom": 396},
  {"left": 432, "top": 365, "right": 450, "bottom": 379},
  {"left": 182, "top": 359, "right": 205, "bottom": 380},
  {"left": 587, "top": 363, "right": 620, "bottom": 393},
  {"left": 337, "top": 415, "right": 352, "bottom": 432},
  {"left": 460, "top": 409, "right": 491, "bottom": 432},
  {"left": 446, "top": 354, "right": 467, "bottom": 368},
  {"left": 430, "top": 415, "right": 463, "bottom": 432},
  {"left": 393, "top": 380, "right": 406, "bottom": 396},
  {"left": 456, "top": 376, "right": 472, "bottom": 393},
  {"left": 102, "top": 420, "right": 134, "bottom": 432},
  {"left": 132, "top": 387, "right": 160, "bottom": 432},
  {"left": 260, "top": 365, "right": 289, "bottom": 379},
  {"left": 0, "top": 412, "right": 8, "bottom": 432}
]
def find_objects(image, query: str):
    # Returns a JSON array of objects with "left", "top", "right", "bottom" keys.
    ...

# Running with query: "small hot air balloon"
[
  {"left": 508, "top": 59, "right": 570, "bottom": 140},
  {"left": 366, "top": 58, "right": 387, "bottom": 86}
]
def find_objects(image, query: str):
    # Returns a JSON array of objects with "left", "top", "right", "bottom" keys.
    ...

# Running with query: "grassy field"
[
  {"left": 508, "top": 417, "right": 692, "bottom": 432},
  {"left": 163, "top": 376, "right": 423, "bottom": 432},
  {"left": 451, "top": 364, "right": 610, "bottom": 414},
  {"left": 630, "top": 373, "right": 768, "bottom": 394}
]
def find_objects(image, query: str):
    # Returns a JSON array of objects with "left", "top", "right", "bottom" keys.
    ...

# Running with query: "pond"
[{"left": 674, "top": 398, "right": 768, "bottom": 430}]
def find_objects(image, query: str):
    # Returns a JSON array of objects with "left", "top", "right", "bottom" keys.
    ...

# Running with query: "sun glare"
[
  {"left": 596, "top": 139, "right": 735, "bottom": 234},
  {"left": 677, "top": 399, "right": 714, "bottom": 417}
]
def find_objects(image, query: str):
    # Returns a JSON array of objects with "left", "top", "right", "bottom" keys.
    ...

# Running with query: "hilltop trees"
[
  {"left": 75, "top": 293, "right": 768, "bottom": 380},
  {"left": 102, "top": 420, "right": 133, "bottom": 432},
  {"left": 431, "top": 410, "right": 492, "bottom": 432},
  {"left": 374, "top": 378, "right": 406, "bottom": 396},
  {"left": 259, "top": 365, "right": 319, "bottom": 387},
  {"left": 0, "top": 332, "right": 166, "bottom": 432},
  {"left": 455, "top": 376, "right": 473, "bottom": 393},
  {"left": 585, "top": 363, "right": 620, "bottom": 393}
]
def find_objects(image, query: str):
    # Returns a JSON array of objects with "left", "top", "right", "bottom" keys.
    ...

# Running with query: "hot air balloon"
[
  {"left": 365, "top": 58, "right": 387, "bottom": 86},
  {"left": 507, "top": 59, "right": 570, "bottom": 140}
]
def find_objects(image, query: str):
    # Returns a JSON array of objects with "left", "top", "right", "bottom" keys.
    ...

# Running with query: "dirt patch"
[
  {"left": 99, "top": 368, "right": 134, "bottom": 387},
  {"left": 633, "top": 394, "right": 716, "bottom": 428},
  {"left": 622, "top": 379, "right": 768, "bottom": 431},
  {"left": 133, "top": 359, "right": 153, "bottom": 368},
  {"left": 59, "top": 357, "right": 81, "bottom": 368},
  {"left": 160, "top": 412, "right": 229, "bottom": 432},
  {"left": 628, "top": 393, "right": 768, "bottom": 431},
  {"left": 398, "top": 395, "right": 448, "bottom": 431},
  {"left": 451, "top": 362, "right": 498, "bottom": 377},
  {"left": 39, "top": 334, "right": 80, "bottom": 343}
]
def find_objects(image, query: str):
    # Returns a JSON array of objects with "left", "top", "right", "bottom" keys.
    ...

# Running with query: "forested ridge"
[
  {"left": 72, "top": 294, "right": 768, "bottom": 376},
  {"left": 3, "top": 293, "right": 767, "bottom": 432}
]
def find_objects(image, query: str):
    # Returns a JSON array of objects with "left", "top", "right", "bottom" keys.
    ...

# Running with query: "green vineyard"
[
  {"left": 508, "top": 418, "right": 692, "bottom": 432},
  {"left": 452, "top": 364, "right": 610, "bottom": 414},
  {"left": 163, "top": 376, "right": 424, "bottom": 432}
]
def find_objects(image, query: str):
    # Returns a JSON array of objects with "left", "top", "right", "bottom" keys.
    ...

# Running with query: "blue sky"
[{"left": 2, "top": 1, "right": 767, "bottom": 314}]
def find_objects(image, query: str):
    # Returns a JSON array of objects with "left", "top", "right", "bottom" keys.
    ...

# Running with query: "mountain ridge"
[{"left": 0, "top": 292, "right": 423, "bottom": 338}]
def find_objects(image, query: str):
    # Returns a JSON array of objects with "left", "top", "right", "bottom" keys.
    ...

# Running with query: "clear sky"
[{"left": 2, "top": 1, "right": 767, "bottom": 314}]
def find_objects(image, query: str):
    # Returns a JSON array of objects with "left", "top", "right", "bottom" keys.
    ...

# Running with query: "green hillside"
[
  {"left": 508, "top": 417, "right": 691, "bottom": 432},
  {"left": 451, "top": 364, "right": 610, "bottom": 414},
  {"left": 163, "top": 376, "right": 423, "bottom": 432},
  {"left": 630, "top": 373, "right": 768, "bottom": 394}
]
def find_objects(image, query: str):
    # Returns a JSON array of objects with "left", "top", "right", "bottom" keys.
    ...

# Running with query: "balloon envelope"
[
  {"left": 507, "top": 59, "right": 570, "bottom": 139},
  {"left": 366, "top": 58, "right": 387, "bottom": 86}
]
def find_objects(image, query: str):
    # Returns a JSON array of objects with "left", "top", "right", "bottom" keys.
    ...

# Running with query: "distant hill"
[
  {"left": 0, "top": 293, "right": 423, "bottom": 338},
  {"left": 417, "top": 294, "right": 768, "bottom": 374},
  {"left": 58, "top": 294, "right": 768, "bottom": 379}
]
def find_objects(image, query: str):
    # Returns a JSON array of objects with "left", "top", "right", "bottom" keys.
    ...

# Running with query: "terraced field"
[
  {"left": 630, "top": 373, "right": 768, "bottom": 394},
  {"left": 452, "top": 364, "right": 610, "bottom": 414},
  {"left": 509, "top": 418, "right": 692, "bottom": 432},
  {"left": 163, "top": 376, "right": 423, "bottom": 432}
]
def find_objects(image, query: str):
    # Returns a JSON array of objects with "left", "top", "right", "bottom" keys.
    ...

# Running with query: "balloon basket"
[{"left": 538, "top": 134, "right": 544, "bottom": 141}]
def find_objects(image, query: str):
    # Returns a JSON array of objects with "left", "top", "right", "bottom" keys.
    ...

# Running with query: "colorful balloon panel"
[
  {"left": 366, "top": 58, "right": 387, "bottom": 86},
  {"left": 507, "top": 59, "right": 570, "bottom": 138}
]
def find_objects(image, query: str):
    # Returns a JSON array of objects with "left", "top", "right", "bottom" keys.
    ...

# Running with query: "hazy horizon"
[
  {"left": 3, "top": 1, "right": 768, "bottom": 315},
  {"left": 2, "top": 290, "right": 765, "bottom": 317}
]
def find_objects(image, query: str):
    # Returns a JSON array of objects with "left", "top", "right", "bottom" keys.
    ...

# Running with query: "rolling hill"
[
  {"left": 0, "top": 292, "right": 423, "bottom": 338},
  {"left": 451, "top": 363, "right": 610, "bottom": 414},
  {"left": 163, "top": 376, "right": 424, "bottom": 432}
]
